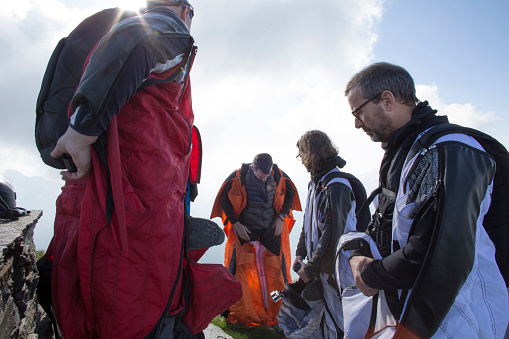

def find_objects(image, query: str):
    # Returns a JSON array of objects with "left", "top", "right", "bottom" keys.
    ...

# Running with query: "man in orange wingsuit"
[{"left": 211, "top": 153, "right": 301, "bottom": 326}]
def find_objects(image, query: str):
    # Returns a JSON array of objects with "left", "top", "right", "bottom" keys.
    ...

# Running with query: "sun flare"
[{"left": 113, "top": 0, "right": 147, "bottom": 12}]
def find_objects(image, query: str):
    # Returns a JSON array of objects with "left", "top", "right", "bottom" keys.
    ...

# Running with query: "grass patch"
[
  {"left": 35, "top": 250, "right": 45, "bottom": 261},
  {"left": 210, "top": 316, "right": 285, "bottom": 339}
]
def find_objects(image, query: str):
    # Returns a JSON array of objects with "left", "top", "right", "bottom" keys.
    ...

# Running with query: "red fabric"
[
  {"left": 189, "top": 125, "right": 202, "bottom": 184},
  {"left": 181, "top": 259, "right": 242, "bottom": 334},
  {"left": 51, "top": 73, "right": 194, "bottom": 338}
]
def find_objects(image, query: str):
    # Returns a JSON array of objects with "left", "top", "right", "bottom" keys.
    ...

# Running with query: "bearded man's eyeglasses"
[{"left": 351, "top": 92, "right": 383, "bottom": 121}]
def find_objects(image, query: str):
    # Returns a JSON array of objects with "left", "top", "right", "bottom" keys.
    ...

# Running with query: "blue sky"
[
  {"left": 375, "top": 0, "right": 508, "bottom": 130},
  {"left": 1, "top": 0, "right": 508, "bottom": 272}
]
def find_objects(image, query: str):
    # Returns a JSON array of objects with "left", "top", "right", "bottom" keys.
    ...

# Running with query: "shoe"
[{"left": 185, "top": 214, "right": 225, "bottom": 252}]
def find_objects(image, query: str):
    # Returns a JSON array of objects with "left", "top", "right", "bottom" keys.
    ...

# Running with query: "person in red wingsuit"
[{"left": 45, "top": 1, "right": 223, "bottom": 338}]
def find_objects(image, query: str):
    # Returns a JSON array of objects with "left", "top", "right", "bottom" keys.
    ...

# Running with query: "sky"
[{"left": 1, "top": 0, "right": 508, "bottom": 276}]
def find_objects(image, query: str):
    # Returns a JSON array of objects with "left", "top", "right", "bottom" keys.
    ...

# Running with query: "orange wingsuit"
[{"left": 210, "top": 165, "right": 301, "bottom": 326}]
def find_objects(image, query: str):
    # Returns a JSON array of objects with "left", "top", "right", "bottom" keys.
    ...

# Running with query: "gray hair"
[{"left": 345, "top": 62, "right": 418, "bottom": 106}]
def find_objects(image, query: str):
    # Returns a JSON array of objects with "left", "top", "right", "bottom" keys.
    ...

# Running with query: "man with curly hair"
[{"left": 277, "top": 130, "right": 369, "bottom": 338}]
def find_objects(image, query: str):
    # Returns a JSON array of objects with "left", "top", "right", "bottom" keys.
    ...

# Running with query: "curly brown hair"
[{"left": 296, "top": 130, "right": 338, "bottom": 173}]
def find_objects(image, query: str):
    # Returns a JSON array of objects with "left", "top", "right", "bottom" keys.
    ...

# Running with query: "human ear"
[
  {"left": 179, "top": 6, "right": 190, "bottom": 22},
  {"left": 381, "top": 91, "right": 396, "bottom": 111}
]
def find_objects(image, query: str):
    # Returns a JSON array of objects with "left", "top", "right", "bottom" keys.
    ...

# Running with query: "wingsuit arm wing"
[
  {"left": 295, "top": 226, "right": 307, "bottom": 259},
  {"left": 279, "top": 172, "right": 295, "bottom": 216},
  {"left": 221, "top": 180, "right": 239, "bottom": 225},
  {"left": 70, "top": 12, "right": 193, "bottom": 136}
]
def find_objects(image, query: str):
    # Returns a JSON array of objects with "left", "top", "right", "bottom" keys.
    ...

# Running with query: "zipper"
[
  {"left": 177, "top": 46, "right": 197, "bottom": 157},
  {"left": 397, "top": 146, "right": 445, "bottom": 332},
  {"left": 432, "top": 180, "right": 442, "bottom": 211},
  {"left": 403, "top": 144, "right": 437, "bottom": 191}
]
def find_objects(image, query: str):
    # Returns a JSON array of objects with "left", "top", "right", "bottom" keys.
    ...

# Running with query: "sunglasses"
[
  {"left": 151, "top": 1, "right": 194, "bottom": 19},
  {"left": 185, "top": 4, "right": 194, "bottom": 19}
]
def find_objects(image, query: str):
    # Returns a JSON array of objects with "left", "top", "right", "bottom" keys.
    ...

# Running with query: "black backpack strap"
[
  {"left": 240, "top": 163, "right": 250, "bottom": 187},
  {"left": 365, "top": 293, "right": 379, "bottom": 338},
  {"left": 357, "top": 187, "right": 381, "bottom": 219},
  {"left": 404, "top": 123, "right": 468, "bottom": 169},
  {"left": 320, "top": 170, "right": 371, "bottom": 232},
  {"left": 272, "top": 163, "right": 282, "bottom": 185},
  {"left": 360, "top": 186, "right": 395, "bottom": 251}
]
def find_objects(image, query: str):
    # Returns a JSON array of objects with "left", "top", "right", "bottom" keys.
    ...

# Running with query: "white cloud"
[
  {"left": 6, "top": 0, "right": 505, "bottom": 265},
  {"left": 417, "top": 84, "right": 502, "bottom": 131},
  {"left": 0, "top": 0, "right": 387, "bottom": 258}
]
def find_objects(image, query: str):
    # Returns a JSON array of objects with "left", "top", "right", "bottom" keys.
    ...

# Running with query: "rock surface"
[
  {"left": 0, "top": 211, "right": 42, "bottom": 339},
  {"left": 0, "top": 211, "right": 234, "bottom": 339},
  {"left": 203, "top": 323, "right": 233, "bottom": 339}
]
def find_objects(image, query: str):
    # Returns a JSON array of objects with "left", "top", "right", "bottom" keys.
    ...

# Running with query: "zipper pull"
[{"left": 433, "top": 180, "right": 441, "bottom": 211}]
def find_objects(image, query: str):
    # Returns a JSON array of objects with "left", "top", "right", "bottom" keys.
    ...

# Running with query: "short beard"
[{"left": 369, "top": 106, "right": 393, "bottom": 143}]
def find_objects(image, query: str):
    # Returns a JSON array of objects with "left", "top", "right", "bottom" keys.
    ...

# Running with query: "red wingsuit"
[{"left": 49, "top": 10, "right": 196, "bottom": 338}]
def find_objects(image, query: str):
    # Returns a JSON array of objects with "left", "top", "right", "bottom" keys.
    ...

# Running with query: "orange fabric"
[
  {"left": 210, "top": 167, "right": 302, "bottom": 236},
  {"left": 223, "top": 226, "right": 292, "bottom": 326},
  {"left": 210, "top": 166, "right": 301, "bottom": 326}
]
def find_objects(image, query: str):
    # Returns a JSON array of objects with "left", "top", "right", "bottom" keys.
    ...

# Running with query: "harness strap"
[
  {"left": 365, "top": 293, "right": 379, "bottom": 338},
  {"left": 357, "top": 187, "right": 381, "bottom": 220}
]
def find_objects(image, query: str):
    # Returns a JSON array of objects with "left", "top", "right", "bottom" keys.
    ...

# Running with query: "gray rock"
[
  {"left": 203, "top": 323, "right": 233, "bottom": 339},
  {"left": 0, "top": 211, "right": 42, "bottom": 339}
]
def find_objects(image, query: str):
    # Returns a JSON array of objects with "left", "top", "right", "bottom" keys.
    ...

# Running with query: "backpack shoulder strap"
[
  {"left": 405, "top": 123, "right": 470, "bottom": 168},
  {"left": 321, "top": 169, "right": 371, "bottom": 232},
  {"left": 240, "top": 163, "right": 250, "bottom": 186},
  {"left": 272, "top": 163, "right": 282, "bottom": 185}
]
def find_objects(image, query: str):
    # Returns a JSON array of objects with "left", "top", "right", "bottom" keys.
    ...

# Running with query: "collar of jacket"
[
  {"left": 382, "top": 101, "right": 447, "bottom": 152},
  {"left": 311, "top": 155, "right": 346, "bottom": 183},
  {"left": 379, "top": 101, "right": 448, "bottom": 190}
]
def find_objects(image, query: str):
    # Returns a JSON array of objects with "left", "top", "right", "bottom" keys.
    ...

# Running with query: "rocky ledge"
[{"left": 0, "top": 211, "right": 42, "bottom": 339}]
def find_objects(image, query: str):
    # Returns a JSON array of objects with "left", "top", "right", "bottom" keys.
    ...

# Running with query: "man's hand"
[
  {"left": 349, "top": 256, "right": 379, "bottom": 296},
  {"left": 273, "top": 216, "right": 284, "bottom": 236},
  {"left": 50, "top": 127, "right": 98, "bottom": 181},
  {"left": 293, "top": 256, "right": 303, "bottom": 268},
  {"left": 296, "top": 258, "right": 311, "bottom": 283},
  {"left": 234, "top": 221, "right": 251, "bottom": 242}
]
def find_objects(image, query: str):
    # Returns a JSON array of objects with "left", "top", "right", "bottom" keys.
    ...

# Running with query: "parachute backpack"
[
  {"left": 0, "top": 174, "right": 28, "bottom": 220},
  {"left": 35, "top": 8, "right": 140, "bottom": 169},
  {"left": 403, "top": 123, "right": 509, "bottom": 286}
]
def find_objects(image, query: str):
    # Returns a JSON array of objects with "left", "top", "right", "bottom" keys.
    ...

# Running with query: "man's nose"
[{"left": 354, "top": 117, "right": 363, "bottom": 129}]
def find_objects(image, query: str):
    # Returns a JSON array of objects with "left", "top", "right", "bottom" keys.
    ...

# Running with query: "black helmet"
[
  {"left": 0, "top": 174, "right": 16, "bottom": 209},
  {"left": 0, "top": 174, "right": 28, "bottom": 220}
]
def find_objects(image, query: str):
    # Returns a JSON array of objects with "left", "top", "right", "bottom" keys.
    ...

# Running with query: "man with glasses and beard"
[{"left": 339, "top": 62, "right": 508, "bottom": 338}]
